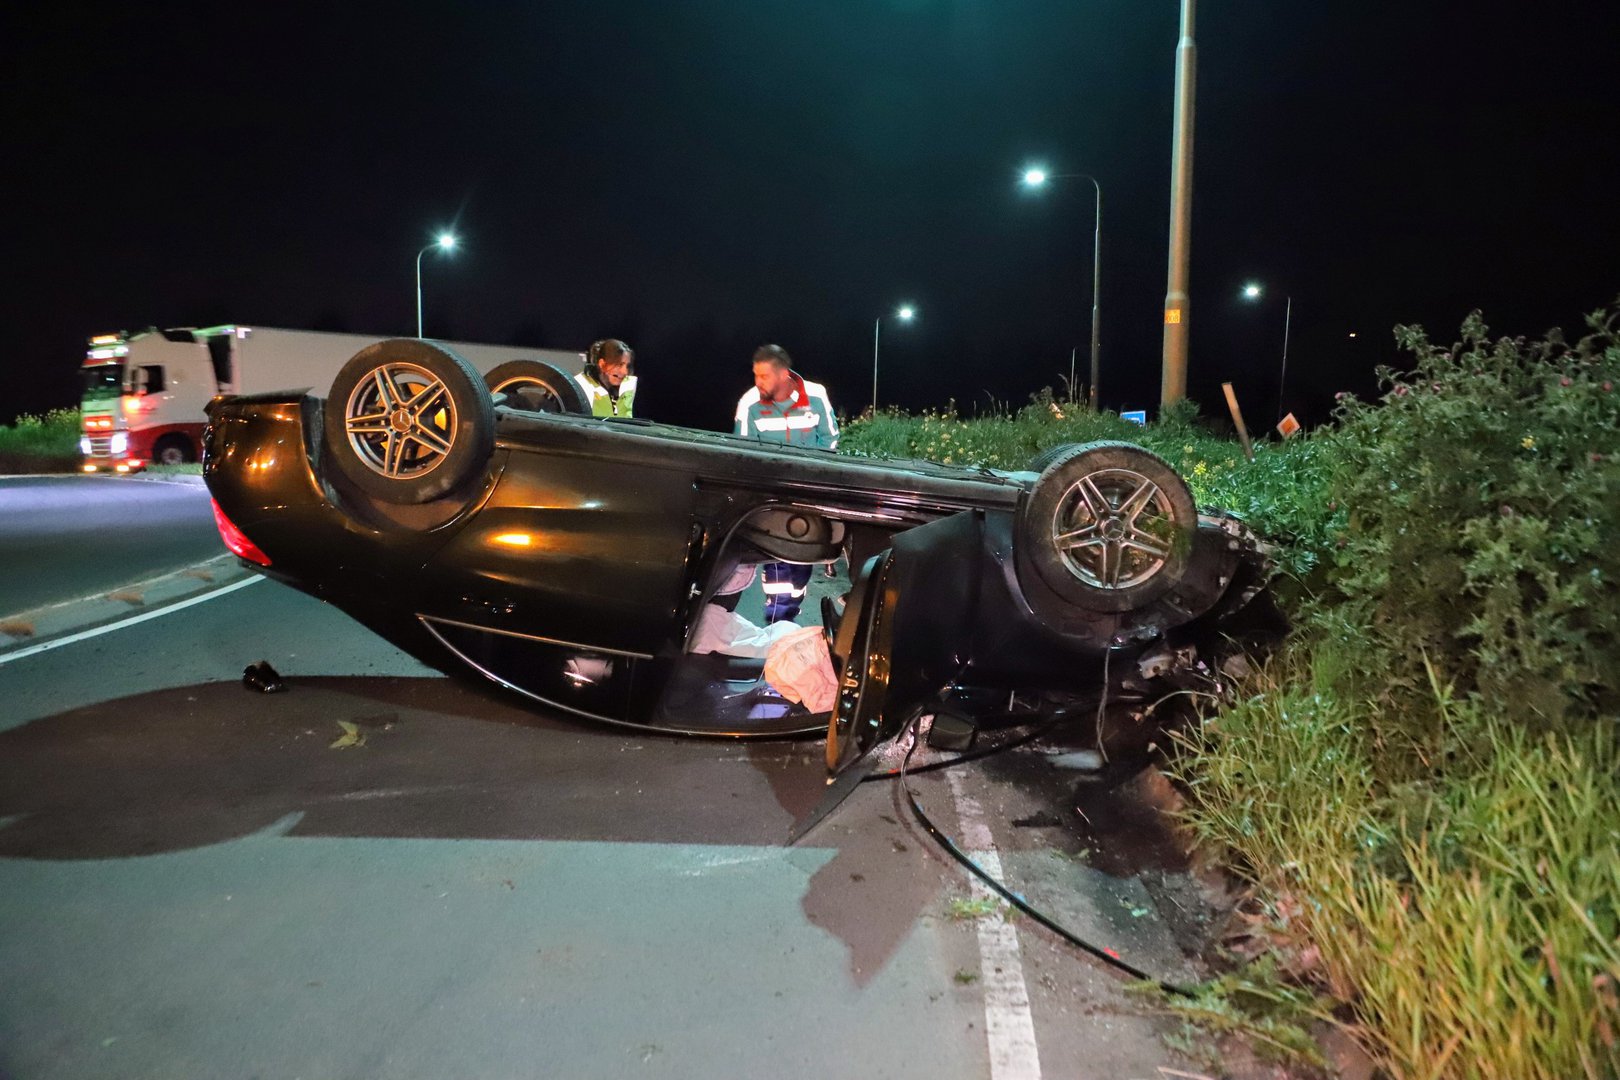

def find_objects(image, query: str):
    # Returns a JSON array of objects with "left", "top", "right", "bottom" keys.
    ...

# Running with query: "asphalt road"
[
  {"left": 0, "top": 475, "right": 219, "bottom": 617},
  {"left": 0, "top": 569, "right": 1216, "bottom": 1079}
]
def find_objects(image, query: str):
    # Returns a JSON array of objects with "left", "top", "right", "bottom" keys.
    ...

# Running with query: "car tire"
[
  {"left": 484, "top": 359, "right": 590, "bottom": 415},
  {"left": 1016, "top": 441, "right": 1196, "bottom": 613},
  {"left": 152, "top": 434, "right": 194, "bottom": 465},
  {"left": 1024, "top": 443, "right": 1078, "bottom": 473},
  {"left": 322, "top": 339, "right": 494, "bottom": 505}
]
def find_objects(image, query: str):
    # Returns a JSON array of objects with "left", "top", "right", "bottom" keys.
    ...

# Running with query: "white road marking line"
[
  {"left": 947, "top": 768, "right": 1045, "bottom": 1080},
  {"left": 3, "top": 553, "right": 237, "bottom": 621},
  {"left": 0, "top": 576, "right": 262, "bottom": 666}
]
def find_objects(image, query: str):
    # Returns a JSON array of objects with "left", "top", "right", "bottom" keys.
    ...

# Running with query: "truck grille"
[{"left": 86, "top": 435, "right": 114, "bottom": 457}]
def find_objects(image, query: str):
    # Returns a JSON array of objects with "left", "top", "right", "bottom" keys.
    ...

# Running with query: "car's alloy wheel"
[
  {"left": 1050, "top": 466, "right": 1176, "bottom": 589},
  {"left": 322, "top": 339, "right": 494, "bottom": 506},
  {"left": 343, "top": 361, "right": 459, "bottom": 480},
  {"left": 1017, "top": 441, "right": 1195, "bottom": 613}
]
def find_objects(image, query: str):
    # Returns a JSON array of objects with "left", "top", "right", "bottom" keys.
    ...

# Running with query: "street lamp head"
[
  {"left": 897, "top": 305, "right": 915, "bottom": 321},
  {"left": 1022, "top": 167, "right": 1049, "bottom": 187},
  {"left": 1242, "top": 282, "right": 1263, "bottom": 300},
  {"left": 437, "top": 233, "right": 457, "bottom": 250}
]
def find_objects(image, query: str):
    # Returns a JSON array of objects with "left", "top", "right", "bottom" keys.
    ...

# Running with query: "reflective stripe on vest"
[{"left": 751, "top": 413, "right": 822, "bottom": 432}]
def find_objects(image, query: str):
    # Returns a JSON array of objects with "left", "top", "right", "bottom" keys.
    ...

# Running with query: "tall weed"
[{"left": 1173, "top": 649, "right": 1620, "bottom": 1080}]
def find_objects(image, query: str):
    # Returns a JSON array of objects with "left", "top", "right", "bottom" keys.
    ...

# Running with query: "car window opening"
[{"left": 651, "top": 509, "right": 854, "bottom": 734}]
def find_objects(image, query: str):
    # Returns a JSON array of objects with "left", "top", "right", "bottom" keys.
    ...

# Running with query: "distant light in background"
[
  {"left": 437, "top": 233, "right": 457, "bottom": 250},
  {"left": 898, "top": 305, "right": 915, "bottom": 321},
  {"left": 1242, "top": 282, "right": 1263, "bottom": 300},
  {"left": 1022, "top": 167, "right": 1048, "bottom": 187}
]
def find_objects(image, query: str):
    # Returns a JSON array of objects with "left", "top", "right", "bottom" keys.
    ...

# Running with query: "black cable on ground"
[
  {"left": 892, "top": 708, "right": 1198, "bottom": 999},
  {"left": 860, "top": 710, "right": 1066, "bottom": 781},
  {"left": 862, "top": 687, "right": 1141, "bottom": 781}
]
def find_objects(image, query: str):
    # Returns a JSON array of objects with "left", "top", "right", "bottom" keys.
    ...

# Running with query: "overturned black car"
[{"left": 204, "top": 339, "right": 1275, "bottom": 781}]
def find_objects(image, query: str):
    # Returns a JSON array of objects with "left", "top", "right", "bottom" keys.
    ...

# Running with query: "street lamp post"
[
  {"left": 1161, "top": 0, "right": 1198, "bottom": 407},
  {"left": 1241, "top": 282, "right": 1292, "bottom": 424},
  {"left": 871, "top": 305, "right": 916, "bottom": 414},
  {"left": 1022, "top": 168, "right": 1102, "bottom": 409},
  {"left": 415, "top": 233, "right": 458, "bottom": 338}
]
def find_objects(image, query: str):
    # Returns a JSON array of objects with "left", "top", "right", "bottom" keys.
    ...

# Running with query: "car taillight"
[{"left": 210, "top": 498, "right": 272, "bottom": 566}]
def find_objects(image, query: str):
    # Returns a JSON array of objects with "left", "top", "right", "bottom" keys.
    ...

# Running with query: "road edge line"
[
  {"left": 947, "top": 768, "right": 1045, "bottom": 1080},
  {"left": 0, "top": 576, "right": 262, "bottom": 667}
]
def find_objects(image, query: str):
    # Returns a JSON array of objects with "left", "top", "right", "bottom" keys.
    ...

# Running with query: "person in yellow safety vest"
[{"left": 575, "top": 339, "right": 637, "bottom": 417}]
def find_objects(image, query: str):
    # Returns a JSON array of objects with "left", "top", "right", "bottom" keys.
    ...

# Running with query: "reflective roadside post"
[
  {"left": 416, "top": 233, "right": 458, "bottom": 338},
  {"left": 872, "top": 305, "right": 916, "bottom": 414},
  {"left": 1022, "top": 167, "right": 1103, "bottom": 409}
]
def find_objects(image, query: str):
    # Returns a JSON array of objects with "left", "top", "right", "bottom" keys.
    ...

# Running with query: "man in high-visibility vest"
[
  {"left": 574, "top": 339, "right": 637, "bottom": 417},
  {"left": 734, "top": 343, "right": 839, "bottom": 622}
]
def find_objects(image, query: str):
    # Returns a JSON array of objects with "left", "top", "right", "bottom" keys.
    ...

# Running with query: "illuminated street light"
[
  {"left": 1241, "top": 282, "right": 1292, "bottom": 423},
  {"left": 872, "top": 304, "right": 917, "bottom": 414},
  {"left": 416, "top": 232, "right": 459, "bottom": 338},
  {"left": 1021, "top": 165, "right": 1103, "bottom": 408}
]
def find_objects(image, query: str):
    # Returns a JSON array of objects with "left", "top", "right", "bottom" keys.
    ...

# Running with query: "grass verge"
[{"left": 0, "top": 409, "right": 80, "bottom": 473}]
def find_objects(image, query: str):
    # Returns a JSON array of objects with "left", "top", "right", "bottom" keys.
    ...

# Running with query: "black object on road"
[{"left": 242, "top": 660, "right": 285, "bottom": 693}]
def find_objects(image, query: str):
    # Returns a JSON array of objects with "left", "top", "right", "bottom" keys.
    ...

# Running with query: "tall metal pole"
[
  {"left": 1276, "top": 294, "right": 1292, "bottom": 423},
  {"left": 871, "top": 316, "right": 881, "bottom": 415},
  {"left": 415, "top": 246, "right": 427, "bottom": 338},
  {"left": 1087, "top": 177, "right": 1101, "bottom": 411},
  {"left": 1160, "top": 0, "right": 1197, "bottom": 406}
]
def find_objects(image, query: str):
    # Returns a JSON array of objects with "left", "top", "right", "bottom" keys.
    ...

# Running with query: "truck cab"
[{"left": 79, "top": 329, "right": 217, "bottom": 472}]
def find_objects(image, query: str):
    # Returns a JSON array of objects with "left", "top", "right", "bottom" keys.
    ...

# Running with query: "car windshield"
[{"left": 81, "top": 364, "right": 125, "bottom": 399}]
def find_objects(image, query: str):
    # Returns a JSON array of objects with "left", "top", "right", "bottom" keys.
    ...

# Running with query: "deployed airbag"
[
  {"left": 690, "top": 603, "right": 802, "bottom": 658},
  {"left": 763, "top": 625, "right": 838, "bottom": 713}
]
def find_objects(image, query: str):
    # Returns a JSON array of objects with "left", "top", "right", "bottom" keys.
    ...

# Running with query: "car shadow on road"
[
  {"left": 0, "top": 675, "right": 830, "bottom": 858},
  {"left": 0, "top": 674, "right": 945, "bottom": 988}
]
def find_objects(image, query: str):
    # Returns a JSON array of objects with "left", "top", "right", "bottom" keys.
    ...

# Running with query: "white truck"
[{"left": 79, "top": 324, "right": 584, "bottom": 472}]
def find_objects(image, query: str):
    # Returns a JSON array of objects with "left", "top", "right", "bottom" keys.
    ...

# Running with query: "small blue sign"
[{"left": 1120, "top": 409, "right": 1147, "bottom": 425}]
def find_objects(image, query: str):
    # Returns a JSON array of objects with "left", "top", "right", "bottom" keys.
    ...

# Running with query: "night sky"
[{"left": 7, "top": 2, "right": 1619, "bottom": 432}]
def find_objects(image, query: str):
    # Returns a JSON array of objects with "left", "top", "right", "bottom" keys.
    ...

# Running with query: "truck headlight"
[
  {"left": 110, "top": 433, "right": 128, "bottom": 454},
  {"left": 80, "top": 436, "right": 92, "bottom": 455}
]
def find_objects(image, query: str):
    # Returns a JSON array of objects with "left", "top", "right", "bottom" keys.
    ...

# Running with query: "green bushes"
[
  {"left": 1325, "top": 308, "right": 1620, "bottom": 726},
  {"left": 1178, "top": 305, "right": 1620, "bottom": 1079},
  {"left": 0, "top": 409, "right": 80, "bottom": 472}
]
